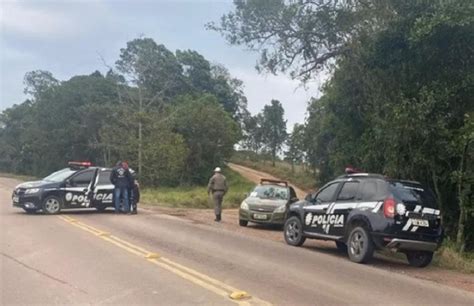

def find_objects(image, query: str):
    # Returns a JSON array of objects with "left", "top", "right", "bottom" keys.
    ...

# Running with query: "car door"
[
  {"left": 63, "top": 169, "right": 97, "bottom": 208},
  {"left": 330, "top": 180, "right": 360, "bottom": 237},
  {"left": 92, "top": 169, "right": 114, "bottom": 207},
  {"left": 303, "top": 182, "right": 341, "bottom": 236}
]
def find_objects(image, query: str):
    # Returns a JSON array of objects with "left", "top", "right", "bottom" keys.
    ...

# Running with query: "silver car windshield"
[
  {"left": 251, "top": 185, "right": 288, "bottom": 200},
  {"left": 43, "top": 168, "right": 77, "bottom": 182}
]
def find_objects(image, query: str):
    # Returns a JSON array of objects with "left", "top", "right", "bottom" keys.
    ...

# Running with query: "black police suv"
[
  {"left": 283, "top": 170, "right": 443, "bottom": 267},
  {"left": 12, "top": 162, "right": 140, "bottom": 214}
]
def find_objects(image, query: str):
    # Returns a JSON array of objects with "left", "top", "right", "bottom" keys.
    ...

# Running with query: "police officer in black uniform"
[{"left": 110, "top": 161, "right": 133, "bottom": 214}]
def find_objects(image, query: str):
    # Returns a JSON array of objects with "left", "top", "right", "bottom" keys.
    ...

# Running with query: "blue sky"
[{"left": 1, "top": 0, "right": 322, "bottom": 128}]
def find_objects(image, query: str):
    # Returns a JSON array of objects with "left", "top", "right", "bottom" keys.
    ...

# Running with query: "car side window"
[
  {"left": 97, "top": 170, "right": 112, "bottom": 185},
  {"left": 70, "top": 170, "right": 94, "bottom": 187},
  {"left": 337, "top": 181, "right": 359, "bottom": 201},
  {"left": 358, "top": 179, "right": 387, "bottom": 201},
  {"left": 315, "top": 183, "right": 339, "bottom": 204}
]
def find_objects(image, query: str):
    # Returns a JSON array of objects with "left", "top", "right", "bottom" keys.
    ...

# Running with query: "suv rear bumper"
[{"left": 385, "top": 238, "right": 438, "bottom": 252}]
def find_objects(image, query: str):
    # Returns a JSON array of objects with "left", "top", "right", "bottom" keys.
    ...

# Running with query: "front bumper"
[
  {"left": 239, "top": 209, "right": 286, "bottom": 225},
  {"left": 12, "top": 194, "right": 42, "bottom": 210}
]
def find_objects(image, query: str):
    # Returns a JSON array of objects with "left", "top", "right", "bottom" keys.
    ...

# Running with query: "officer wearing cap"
[{"left": 207, "top": 167, "right": 228, "bottom": 222}]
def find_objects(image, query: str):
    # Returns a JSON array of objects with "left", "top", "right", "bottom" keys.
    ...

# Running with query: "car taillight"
[{"left": 383, "top": 197, "right": 396, "bottom": 218}]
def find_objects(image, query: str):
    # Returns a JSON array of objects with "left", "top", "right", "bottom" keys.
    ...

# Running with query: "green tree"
[
  {"left": 260, "top": 100, "right": 287, "bottom": 166},
  {"left": 286, "top": 123, "right": 305, "bottom": 173},
  {"left": 115, "top": 37, "right": 185, "bottom": 175},
  {"left": 171, "top": 94, "right": 241, "bottom": 184}
]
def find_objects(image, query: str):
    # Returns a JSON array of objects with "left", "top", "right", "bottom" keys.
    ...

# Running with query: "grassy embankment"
[
  {"left": 433, "top": 242, "right": 474, "bottom": 273},
  {"left": 230, "top": 153, "right": 316, "bottom": 191},
  {"left": 141, "top": 168, "right": 254, "bottom": 209}
]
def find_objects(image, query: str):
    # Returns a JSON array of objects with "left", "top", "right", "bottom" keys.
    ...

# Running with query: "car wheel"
[
  {"left": 284, "top": 216, "right": 306, "bottom": 246},
  {"left": 43, "top": 196, "right": 62, "bottom": 214},
  {"left": 239, "top": 219, "right": 248, "bottom": 227},
  {"left": 406, "top": 251, "right": 433, "bottom": 268},
  {"left": 335, "top": 241, "right": 347, "bottom": 252},
  {"left": 347, "top": 226, "right": 374, "bottom": 263},
  {"left": 23, "top": 208, "right": 38, "bottom": 214}
]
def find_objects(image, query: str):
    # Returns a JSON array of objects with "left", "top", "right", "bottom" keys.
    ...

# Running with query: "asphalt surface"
[{"left": 1, "top": 177, "right": 474, "bottom": 305}]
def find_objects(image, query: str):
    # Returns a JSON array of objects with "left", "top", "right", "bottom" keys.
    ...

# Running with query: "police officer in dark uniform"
[
  {"left": 207, "top": 167, "right": 228, "bottom": 222},
  {"left": 110, "top": 161, "right": 133, "bottom": 214}
]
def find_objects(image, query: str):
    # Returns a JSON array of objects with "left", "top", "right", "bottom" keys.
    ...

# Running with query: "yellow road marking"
[{"left": 59, "top": 215, "right": 271, "bottom": 306}]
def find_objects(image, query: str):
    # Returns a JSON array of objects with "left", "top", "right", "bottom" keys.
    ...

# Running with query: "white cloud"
[
  {"left": 230, "top": 67, "right": 325, "bottom": 130},
  {"left": 0, "top": 1, "right": 110, "bottom": 39}
]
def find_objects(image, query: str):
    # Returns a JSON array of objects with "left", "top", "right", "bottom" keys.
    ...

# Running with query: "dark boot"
[{"left": 217, "top": 214, "right": 221, "bottom": 222}]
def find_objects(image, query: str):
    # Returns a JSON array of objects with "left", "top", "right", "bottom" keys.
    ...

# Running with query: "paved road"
[{"left": 1, "top": 177, "right": 474, "bottom": 305}]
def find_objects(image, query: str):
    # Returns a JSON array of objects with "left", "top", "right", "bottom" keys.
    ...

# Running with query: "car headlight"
[
  {"left": 274, "top": 205, "right": 286, "bottom": 213},
  {"left": 25, "top": 188, "right": 40, "bottom": 194},
  {"left": 240, "top": 201, "right": 249, "bottom": 210}
]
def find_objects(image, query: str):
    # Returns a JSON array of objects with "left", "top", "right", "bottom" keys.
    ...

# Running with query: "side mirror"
[
  {"left": 65, "top": 179, "right": 71, "bottom": 186},
  {"left": 305, "top": 193, "right": 313, "bottom": 202}
]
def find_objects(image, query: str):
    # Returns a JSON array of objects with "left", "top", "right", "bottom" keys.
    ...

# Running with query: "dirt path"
[{"left": 228, "top": 162, "right": 308, "bottom": 199}]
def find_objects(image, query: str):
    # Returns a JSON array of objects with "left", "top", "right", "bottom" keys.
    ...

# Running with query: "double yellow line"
[{"left": 58, "top": 215, "right": 270, "bottom": 306}]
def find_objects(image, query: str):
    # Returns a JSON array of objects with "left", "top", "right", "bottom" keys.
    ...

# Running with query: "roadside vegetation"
[
  {"left": 141, "top": 168, "right": 254, "bottom": 209},
  {"left": 0, "top": 172, "right": 37, "bottom": 182},
  {"left": 213, "top": 0, "right": 473, "bottom": 254},
  {"left": 434, "top": 244, "right": 474, "bottom": 274}
]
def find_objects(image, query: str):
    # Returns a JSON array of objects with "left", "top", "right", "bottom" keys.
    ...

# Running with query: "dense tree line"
[
  {"left": 0, "top": 38, "right": 244, "bottom": 186},
  {"left": 241, "top": 99, "right": 288, "bottom": 166},
  {"left": 215, "top": 0, "right": 473, "bottom": 251}
]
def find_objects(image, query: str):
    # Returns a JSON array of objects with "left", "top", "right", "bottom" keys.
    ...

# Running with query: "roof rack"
[{"left": 260, "top": 178, "right": 288, "bottom": 187}]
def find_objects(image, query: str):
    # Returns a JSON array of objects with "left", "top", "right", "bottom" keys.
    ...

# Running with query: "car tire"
[
  {"left": 347, "top": 226, "right": 374, "bottom": 263},
  {"left": 284, "top": 216, "right": 306, "bottom": 246},
  {"left": 239, "top": 219, "right": 248, "bottom": 227},
  {"left": 23, "top": 208, "right": 38, "bottom": 214},
  {"left": 406, "top": 251, "right": 433, "bottom": 268},
  {"left": 335, "top": 241, "right": 347, "bottom": 252},
  {"left": 42, "top": 196, "right": 62, "bottom": 215}
]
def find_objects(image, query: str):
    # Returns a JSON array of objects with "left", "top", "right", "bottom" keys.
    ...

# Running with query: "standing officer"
[
  {"left": 207, "top": 167, "right": 228, "bottom": 222},
  {"left": 110, "top": 161, "right": 133, "bottom": 214}
]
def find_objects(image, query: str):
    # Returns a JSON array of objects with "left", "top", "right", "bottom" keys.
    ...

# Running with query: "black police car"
[
  {"left": 12, "top": 162, "right": 139, "bottom": 214},
  {"left": 283, "top": 169, "right": 443, "bottom": 267}
]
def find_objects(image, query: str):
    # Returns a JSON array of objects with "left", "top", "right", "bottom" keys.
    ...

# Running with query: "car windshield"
[
  {"left": 250, "top": 185, "right": 288, "bottom": 200},
  {"left": 43, "top": 168, "right": 77, "bottom": 183},
  {"left": 390, "top": 181, "right": 437, "bottom": 208}
]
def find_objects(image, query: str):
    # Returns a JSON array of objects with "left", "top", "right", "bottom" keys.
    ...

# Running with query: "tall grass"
[
  {"left": 433, "top": 241, "right": 474, "bottom": 273},
  {"left": 141, "top": 168, "right": 254, "bottom": 209}
]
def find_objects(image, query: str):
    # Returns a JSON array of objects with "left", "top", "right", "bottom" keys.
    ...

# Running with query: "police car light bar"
[
  {"left": 345, "top": 167, "right": 363, "bottom": 174},
  {"left": 68, "top": 161, "right": 92, "bottom": 168},
  {"left": 260, "top": 178, "right": 288, "bottom": 187}
]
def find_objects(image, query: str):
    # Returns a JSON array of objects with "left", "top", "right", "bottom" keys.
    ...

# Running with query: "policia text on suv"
[{"left": 284, "top": 170, "right": 443, "bottom": 267}]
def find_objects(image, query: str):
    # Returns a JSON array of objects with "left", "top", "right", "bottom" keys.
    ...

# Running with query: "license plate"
[
  {"left": 254, "top": 213, "right": 268, "bottom": 220},
  {"left": 12, "top": 196, "right": 19, "bottom": 203},
  {"left": 411, "top": 219, "right": 429, "bottom": 227}
]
